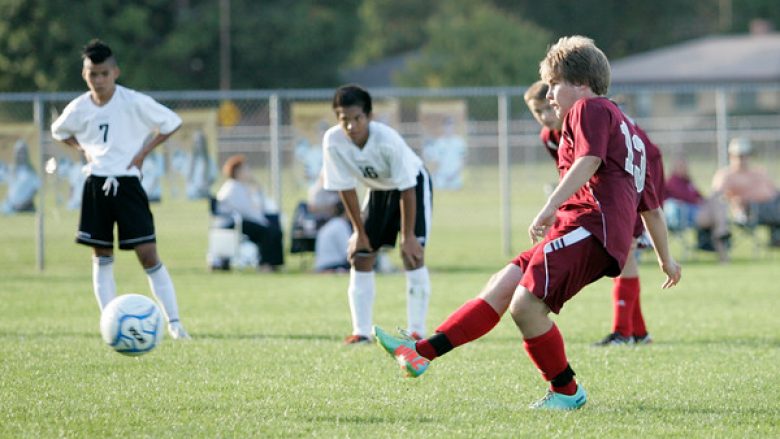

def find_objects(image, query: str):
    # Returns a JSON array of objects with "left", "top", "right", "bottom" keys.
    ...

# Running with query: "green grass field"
[{"left": 1, "top": 167, "right": 779, "bottom": 438}]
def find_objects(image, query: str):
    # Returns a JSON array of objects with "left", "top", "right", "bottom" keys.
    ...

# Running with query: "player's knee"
[
  {"left": 93, "top": 247, "right": 113, "bottom": 258},
  {"left": 135, "top": 245, "right": 160, "bottom": 269},
  {"left": 350, "top": 253, "right": 375, "bottom": 271},
  {"left": 508, "top": 289, "right": 538, "bottom": 325}
]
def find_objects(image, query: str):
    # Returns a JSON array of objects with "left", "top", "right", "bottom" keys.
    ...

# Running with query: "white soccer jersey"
[
  {"left": 322, "top": 121, "right": 423, "bottom": 192},
  {"left": 51, "top": 85, "right": 182, "bottom": 177}
]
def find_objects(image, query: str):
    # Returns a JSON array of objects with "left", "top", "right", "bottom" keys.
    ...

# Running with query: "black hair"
[
  {"left": 332, "top": 84, "right": 372, "bottom": 115},
  {"left": 82, "top": 39, "right": 115, "bottom": 64}
]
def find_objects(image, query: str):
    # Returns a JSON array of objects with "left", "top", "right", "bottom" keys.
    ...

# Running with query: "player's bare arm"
[
  {"left": 59, "top": 136, "right": 93, "bottom": 162},
  {"left": 640, "top": 207, "right": 682, "bottom": 288},
  {"left": 530, "top": 155, "right": 602, "bottom": 243},
  {"left": 127, "top": 126, "right": 181, "bottom": 171},
  {"left": 399, "top": 187, "right": 423, "bottom": 270}
]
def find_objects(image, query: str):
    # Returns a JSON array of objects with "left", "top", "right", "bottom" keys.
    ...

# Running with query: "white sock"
[
  {"left": 146, "top": 263, "right": 181, "bottom": 324},
  {"left": 406, "top": 266, "right": 431, "bottom": 336},
  {"left": 348, "top": 268, "right": 375, "bottom": 337},
  {"left": 92, "top": 256, "right": 116, "bottom": 310}
]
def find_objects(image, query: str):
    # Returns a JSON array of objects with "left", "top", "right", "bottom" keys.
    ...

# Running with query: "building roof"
[
  {"left": 339, "top": 51, "right": 419, "bottom": 88},
  {"left": 610, "top": 32, "right": 780, "bottom": 85}
]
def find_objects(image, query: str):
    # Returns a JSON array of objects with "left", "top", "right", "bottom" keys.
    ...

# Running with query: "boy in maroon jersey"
[
  {"left": 593, "top": 117, "right": 666, "bottom": 346},
  {"left": 526, "top": 81, "right": 665, "bottom": 347},
  {"left": 374, "top": 35, "right": 681, "bottom": 410},
  {"left": 524, "top": 80, "right": 562, "bottom": 163}
]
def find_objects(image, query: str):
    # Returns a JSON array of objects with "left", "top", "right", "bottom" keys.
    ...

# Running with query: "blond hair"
[{"left": 539, "top": 35, "right": 610, "bottom": 96}]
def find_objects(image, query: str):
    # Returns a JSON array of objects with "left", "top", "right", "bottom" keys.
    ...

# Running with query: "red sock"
[
  {"left": 632, "top": 289, "right": 647, "bottom": 337},
  {"left": 416, "top": 298, "right": 500, "bottom": 360},
  {"left": 611, "top": 277, "right": 640, "bottom": 337},
  {"left": 523, "top": 324, "right": 577, "bottom": 395}
]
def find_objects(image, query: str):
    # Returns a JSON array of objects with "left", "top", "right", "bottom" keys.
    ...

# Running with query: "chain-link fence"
[{"left": 2, "top": 84, "right": 779, "bottom": 268}]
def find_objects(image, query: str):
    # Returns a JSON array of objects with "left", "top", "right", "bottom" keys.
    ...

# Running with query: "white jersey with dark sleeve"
[
  {"left": 322, "top": 121, "right": 423, "bottom": 192},
  {"left": 51, "top": 85, "right": 182, "bottom": 178}
]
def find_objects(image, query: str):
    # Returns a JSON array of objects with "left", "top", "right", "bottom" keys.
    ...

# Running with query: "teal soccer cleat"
[
  {"left": 373, "top": 325, "right": 429, "bottom": 378},
  {"left": 529, "top": 385, "right": 587, "bottom": 410}
]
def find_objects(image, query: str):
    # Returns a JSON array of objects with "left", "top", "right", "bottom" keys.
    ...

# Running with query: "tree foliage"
[
  {"left": 1, "top": 0, "right": 779, "bottom": 92},
  {"left": 230, "top": 0, "right": 360, "bottom": 89},
  {"left": 0, "top": 0, "right": 359, "bottom": 92},
  {"left": 347, "top": 0, "right": 435, "bottom": 67},
  {"left": 395, "top": 1, "right": 551, "bottom": 87}
]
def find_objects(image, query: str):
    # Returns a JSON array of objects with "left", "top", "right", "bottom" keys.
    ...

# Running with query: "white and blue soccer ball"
[{"left": 100, "top": 294, "right": 164, "bottom": 356}]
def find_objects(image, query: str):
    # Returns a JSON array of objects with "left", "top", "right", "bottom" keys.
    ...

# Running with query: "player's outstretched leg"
[{"left": 373, "top": 325, "right": 429, "bottom": 378}]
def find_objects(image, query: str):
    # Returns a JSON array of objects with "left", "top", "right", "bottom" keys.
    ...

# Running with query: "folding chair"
[{"left": 206, "top": 196, "right": 244, "bottom": 270}]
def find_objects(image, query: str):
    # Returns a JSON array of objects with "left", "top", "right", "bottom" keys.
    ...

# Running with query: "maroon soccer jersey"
[
  {"left": 539, "top": 126, "right": 561, "bottom": 163},
  {"left": 630, "top": 121, "right": 665, "bottom": 237},
  {"left": 634, "top": 122, "right": 664, "bottom": 205},
  {"left": 552, "top": 97, "right": 655, "bottom": 274}
]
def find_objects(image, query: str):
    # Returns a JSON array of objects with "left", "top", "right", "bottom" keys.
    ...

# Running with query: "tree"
[
  {"left": 0, "top": 0, "right": 360, "bottom": 92},
  {"left": 396, "top": 1, "right": 552, "bottom": 87},
  {"left": 347, "top": 0, "right": 435, "bottom": 67},
  {"left": 230, "top": 0, "right": 361, "bottom": 88},
  {"left": 0, "top": 0, "right": 187, "bottom": 92}
]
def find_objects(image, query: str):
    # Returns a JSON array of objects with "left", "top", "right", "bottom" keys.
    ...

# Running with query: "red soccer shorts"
[{"left": 512, "top": 226, "right": 614, "bottom": 314}]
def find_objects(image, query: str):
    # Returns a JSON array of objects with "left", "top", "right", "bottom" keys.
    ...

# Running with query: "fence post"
[
  {"left": 498, "top": 93, "right": 511, "bottom": 256},
  {"left": 715, "top": 88, "right": 729, "bottom": 169},
  {"left": 269, "top": 93, "right": 282, "bottom": 209},
  {"left": 34, "top": 94, "right": 45, "bottom": 272}
]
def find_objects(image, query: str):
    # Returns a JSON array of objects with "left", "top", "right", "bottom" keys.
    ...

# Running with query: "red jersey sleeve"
[{"left": 568, "top": 99, "right": 613, "bottom": 164}]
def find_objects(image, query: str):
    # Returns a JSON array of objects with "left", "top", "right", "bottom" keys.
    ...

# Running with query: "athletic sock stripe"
[
  {"left": 93, "top": 256, "right": 114, "bottom": 265},
  {"left": 428, "top": 332, "right": 454, "bottom": 357},
  {"left": 145, "top": 262, "right": 163, "bottom": 274}
]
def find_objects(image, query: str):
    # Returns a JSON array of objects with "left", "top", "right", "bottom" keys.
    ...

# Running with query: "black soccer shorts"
[
  {"left": 363, "top": 169, "right": 433, "bottom": 250},
  {"left": 76, "top": 175, "right": 156, "bottom": 250}
]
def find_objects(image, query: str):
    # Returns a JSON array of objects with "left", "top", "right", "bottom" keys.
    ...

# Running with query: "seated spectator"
[
  {"left": 712, "top": 137, "right": 780, "bottom": 247},
  {"left": 2, "top": 139, "right": 41, "bottom": 214},
  {"left": 216, "top": 154, "right": 284, "bottom": 271},
  {"left": 664, "top": 155, "right": 731, "bottom": 261},
  {"left": 307, "top": 174, "right": 351, "bottom": 273}
]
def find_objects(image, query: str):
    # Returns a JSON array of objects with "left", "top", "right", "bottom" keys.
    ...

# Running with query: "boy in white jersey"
[
  {"left": 323, "top": 84, "right": 433, "bottom": 345},
  {"left": 51, "top": 39, "right": 190, "bottom": 339}
]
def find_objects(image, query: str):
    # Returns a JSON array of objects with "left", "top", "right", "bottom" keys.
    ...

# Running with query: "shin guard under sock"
[
  {"left": 523, "top": 324, "right": 577, "bottom": 395},
  {"left": 416, "top": 298, "right": 500, "bottom": 360}
]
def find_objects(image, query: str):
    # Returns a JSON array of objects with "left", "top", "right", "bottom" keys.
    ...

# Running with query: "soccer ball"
[{"left": 100, "top": 294, "right": 164, "bottom": 356}]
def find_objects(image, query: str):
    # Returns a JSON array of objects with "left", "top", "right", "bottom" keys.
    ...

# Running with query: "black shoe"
[
  {"left": 593, "top": 332, "right": 634, "bottom": 346},
  {"left": 633, "top": 333, "right": 653, "bottom": 345}
]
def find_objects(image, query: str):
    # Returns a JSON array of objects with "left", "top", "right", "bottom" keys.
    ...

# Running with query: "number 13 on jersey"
[{"left": 620, "top": 121, "right": 646, "bottom": 193}]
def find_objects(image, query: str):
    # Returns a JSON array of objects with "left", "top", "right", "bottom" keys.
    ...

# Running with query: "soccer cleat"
[
  {"left": 168, "top": 321, "right": 191, "bottom": 340},
  {"left": 343, "top": 334, "right": 372, "bottom": 345},
  {"left": 529, "top": 385, "right": 587, "bottom": 410},
  {"left": 398, "top": 328, "right": 424, "bottom": 341},
  {"left": 633, "top": 333, "right": 653, "bottom": 345},
  {"left": 373, "top": 325, "right": 429, "bottom": 378},
  {"left": 593, "top": 332, "right": 634, "bottom": 346}
]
